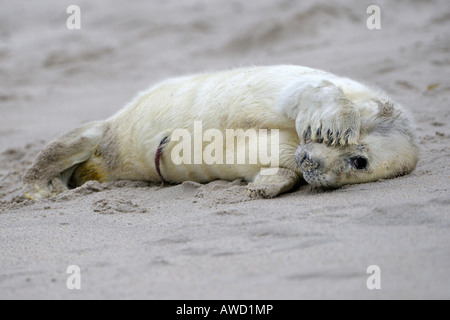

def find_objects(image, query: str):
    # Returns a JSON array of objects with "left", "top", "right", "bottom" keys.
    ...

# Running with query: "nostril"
[{"left": 302, "top": 152, "right": 308, "bottom": 162}]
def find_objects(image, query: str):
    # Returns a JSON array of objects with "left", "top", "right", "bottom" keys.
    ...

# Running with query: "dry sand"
[{"left": 0, "top": 0, "right": 449, "bottom": 299}]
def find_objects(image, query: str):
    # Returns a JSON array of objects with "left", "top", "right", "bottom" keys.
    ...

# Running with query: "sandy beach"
[{"left": 0, "top": 0, "right": 449, "bottom": 299}]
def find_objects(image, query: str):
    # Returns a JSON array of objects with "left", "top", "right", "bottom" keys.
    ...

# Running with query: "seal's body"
[{"left": 23, "top": 65, "right": 419, "bottom": 200}]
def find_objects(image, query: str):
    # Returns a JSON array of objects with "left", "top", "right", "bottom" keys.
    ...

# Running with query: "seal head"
[{"left": 296, "top": 100, "right": 419, "bottom": 188}]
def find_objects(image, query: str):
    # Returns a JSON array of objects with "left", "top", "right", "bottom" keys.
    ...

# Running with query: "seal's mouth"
[{"left": 302, "top": 170, "right": 336, "bottom": 189}]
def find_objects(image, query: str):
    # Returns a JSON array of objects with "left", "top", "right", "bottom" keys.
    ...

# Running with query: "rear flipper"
[{"left": 23, "top": 121, "right": 106, "bottom": 200}]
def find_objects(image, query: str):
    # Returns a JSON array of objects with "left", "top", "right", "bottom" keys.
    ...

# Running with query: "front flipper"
[
  {"left": 246, "top": 168, "right": 300, "bottom": 199},
  {"left": 23, "top": 121, "right": 106, "bottom": 200},
  {"left": 276, "top": 77, "right": 361, "bottom": 145}
]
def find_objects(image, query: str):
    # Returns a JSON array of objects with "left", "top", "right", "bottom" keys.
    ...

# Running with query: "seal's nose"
[{"left": 295, "top": 148, "right": 319, "bottom": 172}]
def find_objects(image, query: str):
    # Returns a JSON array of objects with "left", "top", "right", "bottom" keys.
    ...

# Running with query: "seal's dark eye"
[{"left": 350, "top": 156, "right": 368, "bottom": 170}]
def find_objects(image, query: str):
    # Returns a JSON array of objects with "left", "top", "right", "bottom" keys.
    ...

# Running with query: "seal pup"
[{"left": 22, "top": 65, "right": 419, "bottom": 200}]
